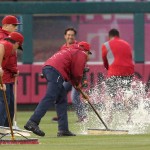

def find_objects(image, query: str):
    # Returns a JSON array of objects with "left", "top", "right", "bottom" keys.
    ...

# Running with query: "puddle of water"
[{"left": 76, "top": 79, "right": 150, "bottom": 135}]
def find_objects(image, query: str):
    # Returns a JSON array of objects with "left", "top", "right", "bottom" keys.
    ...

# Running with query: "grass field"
[{"left": 0, "top": 110, "right": 150, "bottom": 150}]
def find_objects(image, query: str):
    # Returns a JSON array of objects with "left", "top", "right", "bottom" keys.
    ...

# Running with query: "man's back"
[
  {"left": 44, "top": 45, "right": 87, "bottom": 85},
  {"left": 109, "top": 37, "right": 134, "bottom": 66},
  {"left": 102, "top": 37, "right": 134, "bottom": 77}
]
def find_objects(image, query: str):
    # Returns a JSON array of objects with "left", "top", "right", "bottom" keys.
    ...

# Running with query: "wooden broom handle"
[
  {"left": 0, "top": 76, "right": 15, "bottom": 140},
  {"left": 78, "top": 88, "right": 109, "bottom": 130}
]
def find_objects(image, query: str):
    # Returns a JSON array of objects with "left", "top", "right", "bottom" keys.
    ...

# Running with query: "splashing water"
[{"left": 76, "top": 78, "right": 150, "bottom": 135}]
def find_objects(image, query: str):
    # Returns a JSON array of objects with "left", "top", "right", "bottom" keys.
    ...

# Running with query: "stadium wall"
[{"left": 17, "top": 64, "right": 150, "bottom": 104}]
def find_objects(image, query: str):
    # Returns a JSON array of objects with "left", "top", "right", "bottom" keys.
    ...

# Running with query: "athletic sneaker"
[
  {"left": 24, "top": 120, "right": 45, "bottom": 137},
  {"left": 57, "top": 130, "right": 76, "bottom": 137}
]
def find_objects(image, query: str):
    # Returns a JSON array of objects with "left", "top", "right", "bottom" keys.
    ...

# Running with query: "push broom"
[
  {"left": 0, "top": 76, "right": 39, "bottom": 144},
  {"left": 78, "top": 88, "right": 128, "bottom": 135}
]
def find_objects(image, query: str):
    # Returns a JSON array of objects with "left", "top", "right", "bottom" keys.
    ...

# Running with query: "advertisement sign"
[{"left": 17, "top": 64, "right": 150, "bottom": 104}]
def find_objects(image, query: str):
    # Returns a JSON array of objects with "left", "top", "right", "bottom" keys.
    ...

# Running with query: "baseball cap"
[
  {"left": 8, "top": 32, "right": 24, "bottom": 50},
  {"left": 78, "top": 41, "right": 92, "bottom": 54},
  {"left": 2, "top": 15, "right": 22, "bottom": 25}
]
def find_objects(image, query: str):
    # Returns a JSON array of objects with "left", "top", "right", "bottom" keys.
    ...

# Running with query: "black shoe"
[
  {"left": 52, "top": 117, "right": 59, "bottom": 122},
  {"left": 57, "top": 130, "right": 76, "bottom": 137},
  {"left": 24, "top": 120, "right": 45, "bottom": 137}
]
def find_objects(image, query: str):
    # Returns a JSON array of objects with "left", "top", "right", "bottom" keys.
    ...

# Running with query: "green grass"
[{"left": 0, "top": 111, "right": 150, "bottom": 150}]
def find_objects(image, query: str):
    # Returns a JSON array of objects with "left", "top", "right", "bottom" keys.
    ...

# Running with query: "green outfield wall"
[{"left": 0, "top": 1, "right": 149, "bottom": 63}]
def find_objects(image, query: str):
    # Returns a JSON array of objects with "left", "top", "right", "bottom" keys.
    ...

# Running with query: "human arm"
[
  {"left": 0, "top": 67, "right": 3, "bottom": 77},
  {"left": 0, "top": 44, "right": 5, "bottom": 76},
  {"left": 0, "top": 44, "right": 6, "bottom": 90},
  {"left": 70, "top": 51, "right": 87, "bottom": 87},
  {"left": 102, "top": 44, "right": 109, "bottom": 70}
]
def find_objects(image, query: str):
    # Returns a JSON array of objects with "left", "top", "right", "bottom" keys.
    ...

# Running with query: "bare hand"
[
  {"left": 13, "top": 70, "right": 19, "bottom": 77},
  {"left": 0, "top": 84, "right": 6, "bottom": 91},
  {"left": 74, "top": 84, "right": 82, "bottom": 90}
]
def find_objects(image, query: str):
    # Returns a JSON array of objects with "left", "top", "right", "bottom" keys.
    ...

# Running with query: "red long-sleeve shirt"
[
  {"left": 0, "top": 27, "right": 18, "bottom": 83},
  {"left": 102, "top": 37, "right": 134, "bottom": 77},
  {"left": 44, "top": 45, "right": 87, "bottom": 86}
]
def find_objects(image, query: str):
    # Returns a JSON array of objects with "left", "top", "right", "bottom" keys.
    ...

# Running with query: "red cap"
[
  {"left": 8, "top": 32, "right": 24, "bottom": 50},
  {"left": 78, "top": 41, "right": 92, "bottom": 54},
  {"left": 2, "top": 15, "right": 21, "bottom": 25}
]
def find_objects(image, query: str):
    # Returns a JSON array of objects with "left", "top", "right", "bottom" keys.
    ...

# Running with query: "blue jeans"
[
  {"left": 63, "top": 82, "right": 86, "bottom": 119},
  {"left": 30, "top": 66, "right": 69, "bottom": 131},
  {"left": 0, "top": 83, "right": 14, "bottom": 126}
]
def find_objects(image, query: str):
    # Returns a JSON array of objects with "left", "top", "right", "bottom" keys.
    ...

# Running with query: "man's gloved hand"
[
  {"left": 81, "top": 80, "right": 88, "bottom": 88},
  {"left": 81, "top": 67, "right": 89, "bottom": 88}
]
